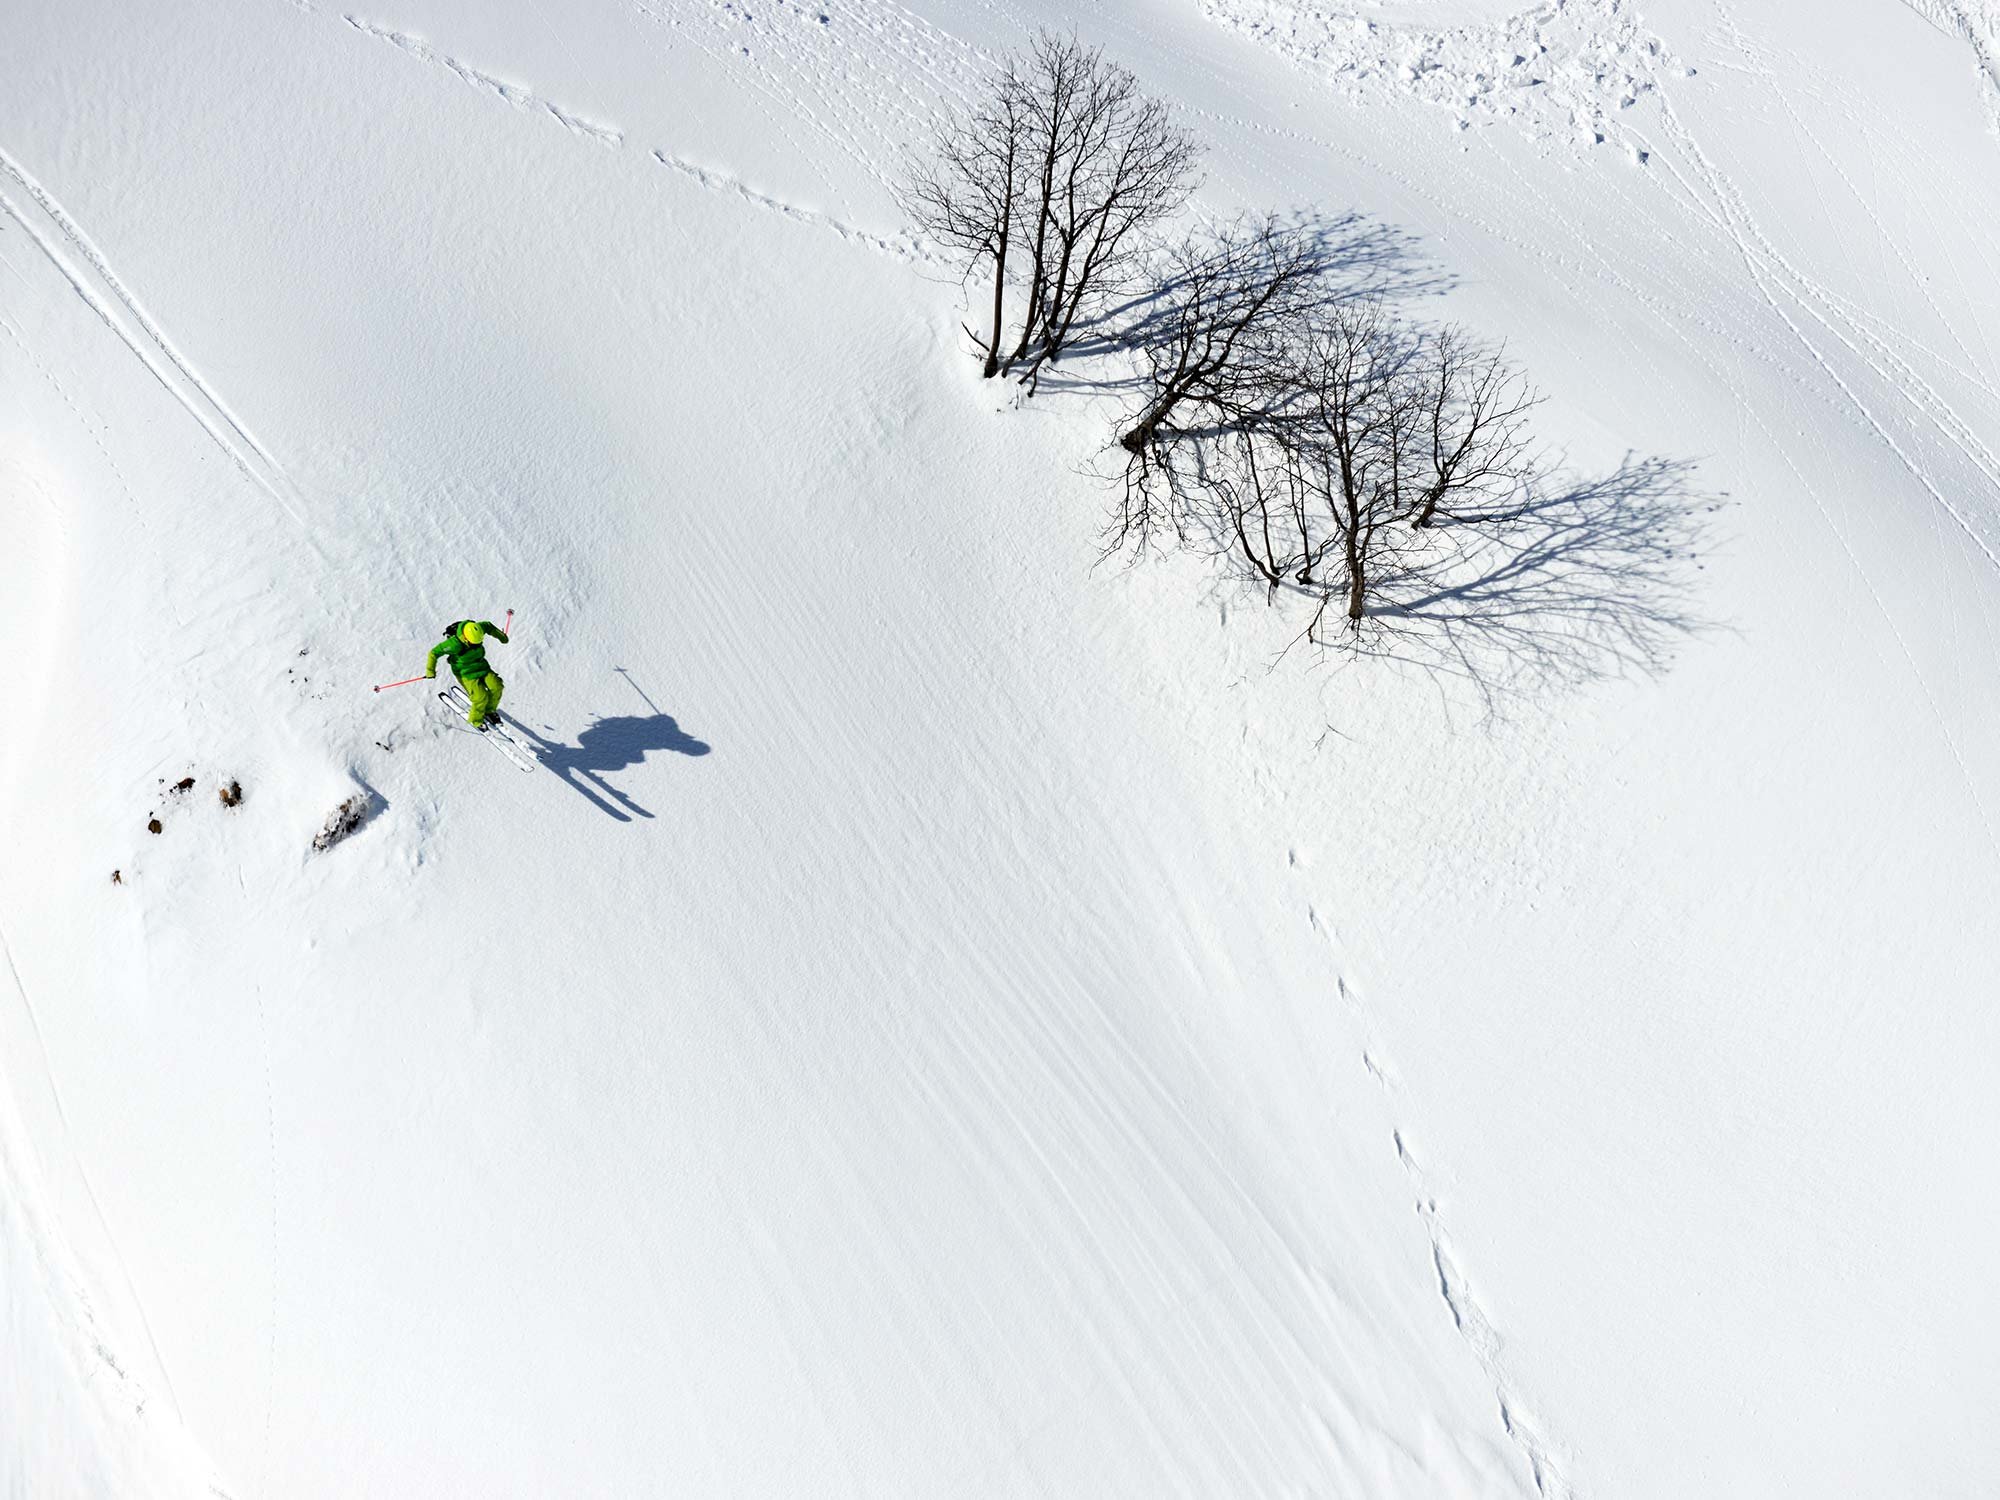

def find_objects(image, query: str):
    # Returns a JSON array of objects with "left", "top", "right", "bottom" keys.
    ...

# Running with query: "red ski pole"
[
  {"left": 504, "top": 608, "right": 514, "bottom": 635},
  {"left": 373, "top": 675, "right": 429, "bottom": 694}
]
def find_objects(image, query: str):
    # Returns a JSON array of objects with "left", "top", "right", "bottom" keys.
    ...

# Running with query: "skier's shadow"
[{"left": 511, "top": 671, "right": 710, "bottom": 822}]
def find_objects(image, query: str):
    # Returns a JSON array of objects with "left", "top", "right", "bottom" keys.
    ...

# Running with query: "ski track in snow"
[
  {"left": 0, "top": 919, "right": 196, "bottom": 1457},
  {"left": 1328, "top": 71, "right": 2000, "bottom": 862},
  {"left": 1623, "top": 4, "right": 2000, "bottom": 859},
  {"left": 1631, "top": 19, "right": 2000, "bottom": 579},
  {"left": 0, "top": 148, "right": 319, "bottom": 548},
  {"left": 1302, "top": 900, "right": 1574, "bottom": 1499}
]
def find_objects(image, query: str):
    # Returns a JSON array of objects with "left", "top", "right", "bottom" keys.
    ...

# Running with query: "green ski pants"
[{"left": 464, "top": 672, "right": 504, "bottom": 724}]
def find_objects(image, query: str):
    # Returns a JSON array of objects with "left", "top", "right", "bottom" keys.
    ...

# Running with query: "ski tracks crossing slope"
[{"left": 0, "top": 146, "right": 321, "bottom": 549}]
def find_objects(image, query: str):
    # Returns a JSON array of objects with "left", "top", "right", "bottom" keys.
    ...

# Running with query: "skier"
[{"left": 426, "top": 618, "right": 511, "bottom": 728}]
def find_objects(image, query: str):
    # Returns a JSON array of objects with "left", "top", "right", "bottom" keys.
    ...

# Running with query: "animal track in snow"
[
  {"left": 344, "top": 16, "right": 625, "bottom": 145},
  {"left": 650, "top": 150, "right": 939, "bottom": 263},
  {"left": 626, "top": 0, "right": 985, "bottom": 200},
  {"left": 1296, "top": 887, "right": 1576, "bottom": 1499},
  {"left": 1394, "top": 1126, "right": 1575, "bottom": 1499},
  {"left": 323, "top": 7, "right": 932, "bottom": 265}
]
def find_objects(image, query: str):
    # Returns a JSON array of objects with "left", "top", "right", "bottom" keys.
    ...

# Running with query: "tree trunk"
[
  {"left": 983, "top": 226, "right": 1010, "bottom": 379},
  {"left": 1007, "top": 267, "right": 1045, "bottom": 370},
  {"left": 1120, "top": 395, "right": 1175, "bottom": 454},
  {"left": 1344, "top": 508, "right": 1367, "bottom": 621},
  {"left": 1005, "top": 191, "right": 1054, "bottom": 372}
]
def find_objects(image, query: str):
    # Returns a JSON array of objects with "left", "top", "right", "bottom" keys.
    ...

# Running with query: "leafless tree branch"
[{"left": 900, "top": 31, "right": 1199, "bottom": 381}]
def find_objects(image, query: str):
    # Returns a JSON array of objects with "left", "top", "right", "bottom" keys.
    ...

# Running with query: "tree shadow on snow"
[
  {"left": 510, "top": 670, "right": 711, "bottom": 822},
  {"left": 1325, "top": 453, "right": 1731, "bottom": 721},
  {"left": 1014, "top": 209, "right": 1449, "bottom": 400}
]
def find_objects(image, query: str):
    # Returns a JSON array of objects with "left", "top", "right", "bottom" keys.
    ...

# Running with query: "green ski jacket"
[{"left": 428, "top": 620, "right": 509, "bottom": 683}]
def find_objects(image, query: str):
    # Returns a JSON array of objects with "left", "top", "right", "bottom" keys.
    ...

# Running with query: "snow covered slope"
[{"left": 4, "top": 1, "right": 1997, "bottom": 1497}]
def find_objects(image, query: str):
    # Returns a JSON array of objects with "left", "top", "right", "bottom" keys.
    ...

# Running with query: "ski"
[{"left": 433, "top": 688, "right": 536, "bottom": 773}]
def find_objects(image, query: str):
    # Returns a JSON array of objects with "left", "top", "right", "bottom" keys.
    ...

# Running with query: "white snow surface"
[{"left": 4, "top": 0, "right": 1998, "bottom": 1496}]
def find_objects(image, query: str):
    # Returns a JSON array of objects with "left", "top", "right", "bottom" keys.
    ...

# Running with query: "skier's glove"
[{"left": 424, "top": 668, "right": 436, "bottom": 679}]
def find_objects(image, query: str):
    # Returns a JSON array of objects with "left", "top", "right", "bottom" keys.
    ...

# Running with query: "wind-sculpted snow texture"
[{"left": 3, "top": 1, "right": 1998, "bottom": 1498}]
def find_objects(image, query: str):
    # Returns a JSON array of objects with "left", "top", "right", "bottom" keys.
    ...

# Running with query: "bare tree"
[
  {"left": 1001, "top": 32, "right": 1089, "bottom": 373},
  {"left": 1013, "top": 36, "right": 1199, "bottom": 378},
  {"left": 1410, "top": 328, "right": 1540, "bottom": 527},
  {"left": 1152, "top": 301, "right": 1420, "bottom": 632},
  {"left": 1288, "top": 301, "right": 1430, "bottom": 628},
  {"left": 898, "top": 62, "right": 1030, "bottom": 378},
  {"left": 1121, "top": 297, "right": 1552, "bottom": 639},
  {"left": 901, "top": 32, "right": 1198, "bottom": 381},
  {"left": 1109, "top": 219, "right": 1334, "bottom": 552},
  {"left": 901, "top": 41, "right": 1698, "bottom": 698},
  {"left": 1116, "top": 218, "right": 1330, "bottom": 461}
]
